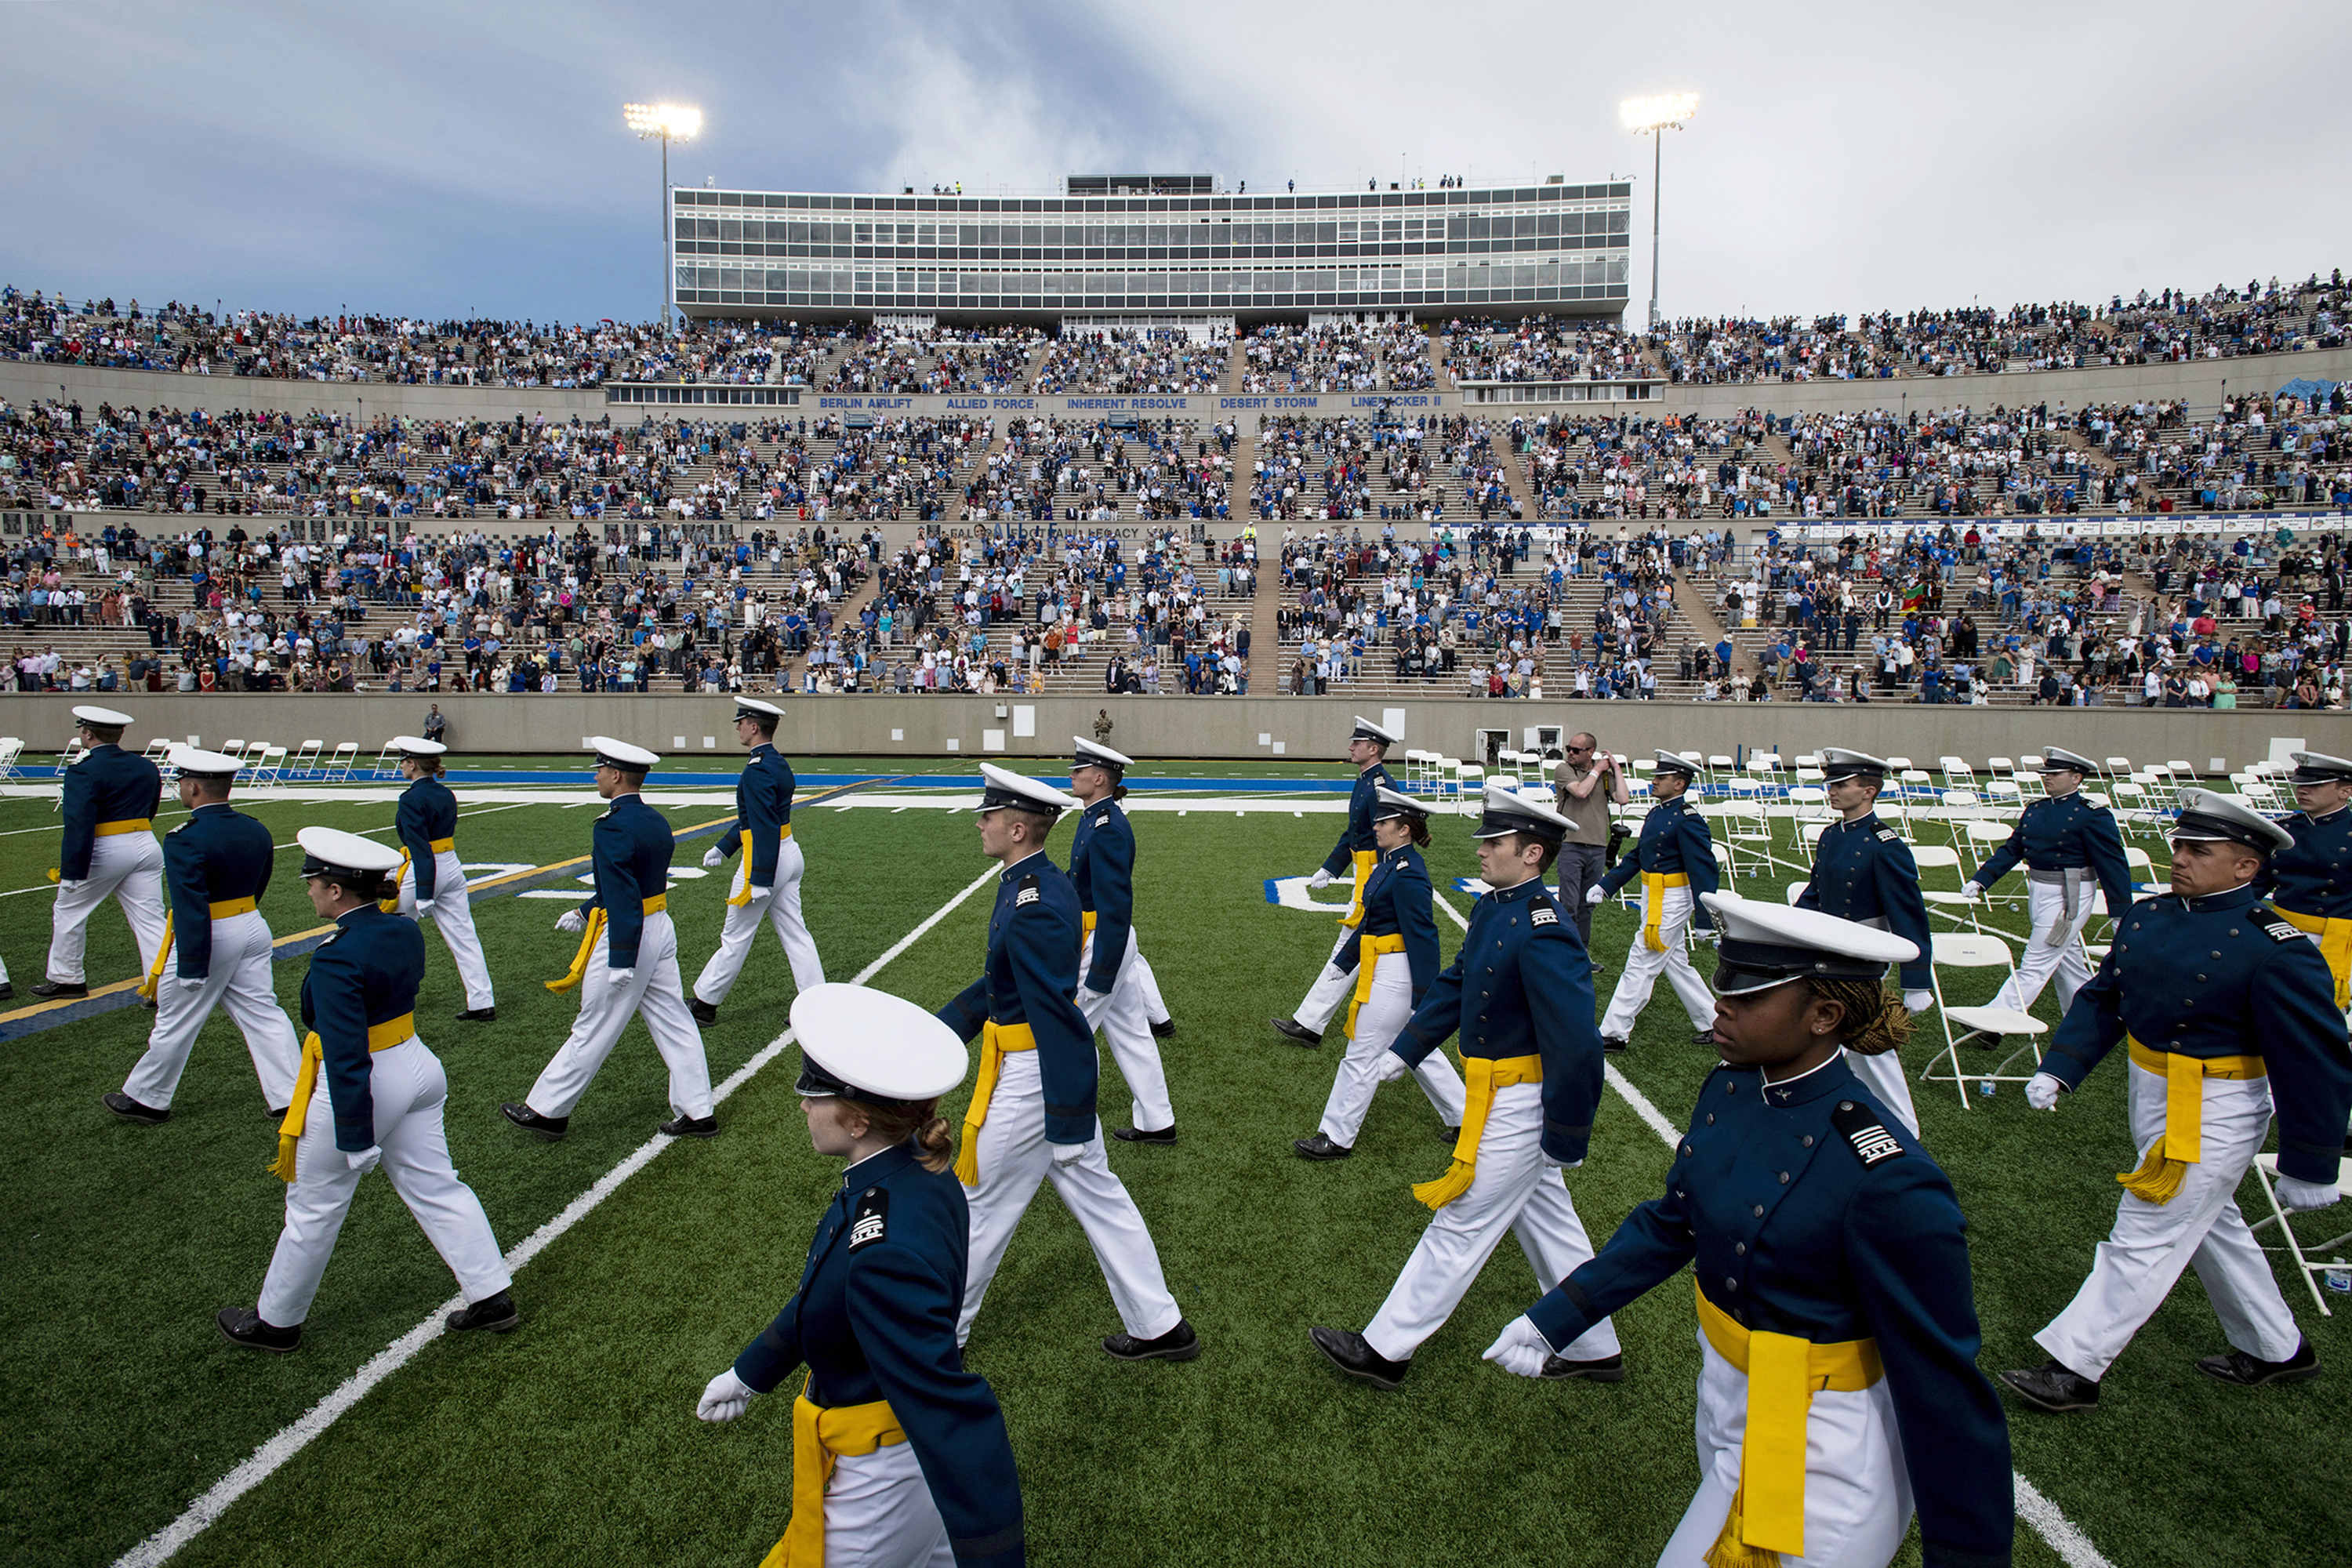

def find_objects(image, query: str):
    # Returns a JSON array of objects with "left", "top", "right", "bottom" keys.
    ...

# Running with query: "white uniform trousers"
[
  {"left": 1987, "top": 879, "right": 2096, "bottom": 1021},
  {"left": 1079, "top": 927, "right": 1174, "bottom": 1133},
  {"left": 1654, "top": 1334, "right": 1912, "bottom": 1568},
  {"left": 1600, "top": 883, "right": 1718, "bottom": 1039},
  {"left": 1841, "top": 1047, "right": 1920, "bottom": 1138},
  {"left": 1132, "top": 945, "right": 1172, "bottom": 1025},
  {"left": 121, "top": 910, "right": 301, "bottom": 1111},
  {"left": 257, "top": 1035, "right": 512, "bottom": 1326},
  {"left": 1363, "top": 1082, "right": 1621, "bottom": 1363},
  {"left": 2035, "top": 1065, "right": 2300, "bottom": 1380},
  {"left": 46, "top": 830, "right": 167, "bottom": 985},
  {"left": 391, "top": 851, "right": 495, "bottom": 1011},
  {"left": 815, "top": 1439, "right": 953, "bottom": 1568},
  {"left": 1293, "top": 920, "right": 1362, "bottom": 1035},
  {"left": 693, "top": 836, "right": 825, "bottom": 1004},
  {"left": 956, "top": 1051, "right": 1182, "bottom": 1347},
  {"left": 1318, "top": 952, "right": 1468, "bottom": 1146},
  {"left": 525, "top": 913, "right": 714, "bottom": 1120}
]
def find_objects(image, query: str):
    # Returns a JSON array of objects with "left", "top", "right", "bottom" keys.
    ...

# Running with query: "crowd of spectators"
[{"left": 1029, "top": 328, "right": 1227, "bottom": 395}]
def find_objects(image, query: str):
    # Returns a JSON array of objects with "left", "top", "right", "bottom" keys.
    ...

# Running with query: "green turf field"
[{"left": 0, "top": 774, "right": 2341, "bottom": 1568}]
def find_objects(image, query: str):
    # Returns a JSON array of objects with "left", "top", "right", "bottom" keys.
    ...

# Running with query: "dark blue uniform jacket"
[
  {"left": 1598, "top": 794, "right": 1721, "bottom": 930},
  {"left": 2266, "top": 808, "right": 2352, "bottom": 921},
  {"left": 1971, "top": 791, "right": 2134, "bottom": 916},
  {"left": 578, "top": 793, "right": 675, "bottom": 971},
  {"left": 715, "top": 744, "right": 798, "bottom": 890},
  {"left": 1067, "top": 799, "right": 1134, "bottom": 995},
  {"left": 395, "top": 775, "right": 459, "bottom": 902},
  {"left": 1799, "top": 813, "right": 1934, "bottom": 990},
  {"left": 1334, "top": 844, "right": 1441, "bottom": 1004},
  {"left": 938, "top": 851, "right": 1097, "bottom": 1147},
  {"left": 163, "top": 803, "right": 276, "bottom": 980},
  {"left": 60, "top": 743, "right": 162, "bottom": 881},
  {"left": 300, "top": 904, "right": 426, "bottom": 1153},
  {"left": 1319, "top": 761, "right": 1396, "bottom": 875}
]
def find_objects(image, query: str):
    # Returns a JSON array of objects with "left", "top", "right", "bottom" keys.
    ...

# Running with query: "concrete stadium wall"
[
  {"left": 5, "top": 691, "right": 2347, "bottom": 775},
  {"left": 0, "top": 361, "right": 604, "bottom": 423}
]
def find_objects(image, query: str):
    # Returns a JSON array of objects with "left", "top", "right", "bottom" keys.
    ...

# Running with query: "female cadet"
[
  {"left": 1483, "top": 895, "right": 2013, "bottom": 1568},
  {"left": 383, "top": 736, "right": 496, "bottom": 1022},
  {"left": 695, "top": 983, "right": 1024, "bottom": 1568},
  {"left": 1294, "top": 786, "right": 1466, "bottom": 1160},
  {"left": 217, "top": 828, "right": 514, "bottom": 1352}
]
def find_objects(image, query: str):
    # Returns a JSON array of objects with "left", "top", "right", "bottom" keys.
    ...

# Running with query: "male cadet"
[
  {"left": 1796, "top": 747, "right": 1936, "bottom": 1134},
  {"left": 1065, "top": 737, "right": 1178, "bottom": 1143},
  {"left": 2265, "top": 751, "right": 2352, "bottom": 1150},
  {"left": 1592, "top": 751, "right": 1720, "bottom": 1052},
  {"left": 690, "top": 697, "right": 824, "bottom": 1025},
  {"left": 503, "top": 739, "right": 717, "bottom": 1140},
  {"left": 2002, "top": 791, "right": 2352, "bottom": 1413},
  {"left": 1957, "top": 746, "right": 2134, "bottom": 1047},
  {"left": 107, "top": 746, "right": 301, "bottom": 1123},
  {"left": 942, "top": 764, "right": 1197, "bottom": 1362},
  {"left": 38, "top": 705, "right": 166, "bottom": 999},
  {"left": 1272, "top": 716, "right": 1399, "bottom": 1047},
  {"left": 383, "top": 735, "right": 496, "bottom": 1021}
]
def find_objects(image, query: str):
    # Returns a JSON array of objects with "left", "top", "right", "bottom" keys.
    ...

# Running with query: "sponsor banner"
[{"left": 799, "top": 387, "right": 1645, "bottom": 419}]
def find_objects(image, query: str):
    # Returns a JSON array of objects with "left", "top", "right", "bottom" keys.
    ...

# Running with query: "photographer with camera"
[{"left": 1552, "top": 734, "right": 1629, "bottom": 957}]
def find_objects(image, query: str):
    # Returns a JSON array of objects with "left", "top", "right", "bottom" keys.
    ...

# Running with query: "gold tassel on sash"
[
  {"left": 546, "top": 908, "right": 608, "bottom": 993},
  {"left": 380, "top": 848, "right": 412, "bottom": 913},
  {"left": 269, "top": 1014, "right": 415, "bottom": 1181},
  {"left": 2274, "top": 906, "right": 2352, "bottom": 1011},
  {"left": 760, "top": 1374, "right": 905, "bottom": 1568},
  {"left": 953, "top": 1020, "right": 1037, "bottom": 1187},
  {"left": 2117, "top": 1036, "right": 2266, "bottom": 1205},
  {"left": 1412, "top": 1053, "right": 1540, "bottom": 1210},
  {"left": 136, "top": 913, "right": 176, "bottom": 1000},
  {"left": 1341, "top": 848, "right": 1377, "bottom": 927},
  {"left": 1343, "top": 933, "right": 1406, "bottom": 1039},
  {"left": 1640, "top": 871, "right": 1690, "bottom": 953}
]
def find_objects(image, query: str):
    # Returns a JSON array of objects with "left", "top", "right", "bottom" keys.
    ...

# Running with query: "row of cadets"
[
  {"left": 697, "top": 983, "right": 1025, "bottom": 1568},
  {"left": 1486, "top": 894, "right": 2015, "bottom": 1568},
  {"left": 1270, "top": 715, "right": 1399, "bottom": 1047},
  {"left": 107, "top": 745, "right": 302, "bottom": 1125},
  {"left": 1953, "top": 746, "right": 2135, "bottom": 1050},
  {"left": 1065, "top": 736, "right": 1181, "bottom": 1143},
  {"left": 2268, "top": 750, "right": 2352, "bottom": 1152},
  {"left": 938, "top": 764, "right": 1200, "bottom": 1362},
  {"left": 1592, "top": 750, "right": 1720, "bottom": 1053},
  {"left": 691, "top": 696, "right": 826, "bottom": 1025},
  {"left": 2003, "top": 789, "right": 2352, "bottom": 1413},
  {"left": 1795, "top": 747, "right": 1936, "bottom": 1135},
  {"left": 217, "top": 828, "right": 516, "bottom": 1352},
  {"left": 1312, "top": 783, "right": 1622, "bottom": 1390},
  {"left": 382, "top": 736, "right": 498, "bottom": 1021},
  {"left": 1293, "top": 784, "right": 1465, "bottom": 1160},
  {"left": 502, "top": 739, "right": 719, "bottom": 1140},
  {"left": 38, "top": 705, "right": 166, "bottom": 1000}
]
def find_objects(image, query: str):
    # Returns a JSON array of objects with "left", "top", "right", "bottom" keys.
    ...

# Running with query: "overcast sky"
[{"left": 5, "top": 0, "right": 2347, "bottom": 328}]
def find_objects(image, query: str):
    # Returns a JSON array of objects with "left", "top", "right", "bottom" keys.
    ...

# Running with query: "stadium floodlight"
[
  {"left": 1621, "top": 93, "right": 1697, "bottom": 331},
  {"left": 625, "top": 103, "right": 702, "bottom": 328}
]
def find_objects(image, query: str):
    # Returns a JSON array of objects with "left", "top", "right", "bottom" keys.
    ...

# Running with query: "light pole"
[
  {"left": 624, "top": 103, "right": 703, "bottom": 332},
  {"left": 1621, "top": 93, "right": 1699, "bottom": 331}
]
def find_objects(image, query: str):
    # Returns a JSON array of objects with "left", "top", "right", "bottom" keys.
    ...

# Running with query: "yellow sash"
[
  {"left": 380, "top": 839, "right": 458, "bottom": 913},
  {"left": 2118, "top": 1036, "right": 2267, "bottom": 1205},
  {"left": 136, "top": 912, "right": 175, "bottom": 1000},
  {"left": 1641, "top": 871, "right": 1690, "bottom": 953},
  {"left": 760, "top": 1376, "right": 905, "bottom": 1568},
  {"left": 1693, "top": 1281, "right": 1883, "bottom": 1568},
  {"left": 544, "top": 895, "right": 670, "bottom": 993},
  {"left": 269, "top": 1014, "right": 416, "bottom": 1181},
  {"left": 953, "top": 1020, "right": 1037, "bottom": 1187},
  {"left": 1343, "top": 933, "right": 1407, "bottom": 1040},
  {"left": 2274, "top": 905, "right": 2352, "bottom": 1010},
  {"left": 1341, "top": 848, "right": 1377, "bottom": 927},
  {"left": 1082, "top": 910, "right": 1098, "bottom": 938},
  {"left": 1413, "top": 1053, "right": 1540, "bottom": 1210},
  {"left": 210, "top": 897, "right": 257, "bottom": 916},
  {"left": 96, "top": 818, "right": 152, "bottom": 836},
  {"left": 728, "top": 825, "right": 793, "bottom": 908}
]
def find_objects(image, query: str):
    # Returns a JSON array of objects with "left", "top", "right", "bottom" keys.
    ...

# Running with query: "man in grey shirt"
[{"left": 1552, "top": 733, "right": 1628, "bottom": 955}]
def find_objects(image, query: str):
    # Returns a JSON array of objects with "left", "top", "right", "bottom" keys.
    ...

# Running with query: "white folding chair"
[
  {"left": 1454, "top": 764, "right": 1484, "bottom": 814},
  {"left": 2250, "top": 1153, "right": 2352, "bottom": 1316},
  {"left": 1918, "top": 933, "right": 2052, "bottom": 1105},
  {"left": 290, "top": 739, "right": 323, "bottom": 776},
  {"left": 1913, "top": 845, "right": 1991, "bottom": 935},
  {"left": 251, "top": 745, "right": 288, "bottom": 792},
  {"left": 325, "top": 742, "right": 359, "bottom": 782},
  {"left": 371, "top": 741, "right": 405, "bottom": 779},
  {"left": 0, "top": 737, "right": 24, "bottom": 782}
]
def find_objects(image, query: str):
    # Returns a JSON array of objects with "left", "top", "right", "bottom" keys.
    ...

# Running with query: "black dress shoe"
[
  {"left": 1436, "top": 1124, "right": 1463, "bottom": 1143},
  {"left": 1269, "top": 1017, "right": 1323, "bottom": 1047},
  {"left": 0, "top": 982, "right": 13, "bottom": 1000},
  {"left": 103, "top": 1091, "right": 169, "bottom": 1124},
  {"left": 1955, "top": 1029, "right": 2005, "bottom": 1051},
  {"left": 265, "top": 1105, "right": 288, "bottom": 1120},
  {"left": 1692, "top": 1029, "right": 1719, "bottom": 1048},
  {"left": 2197, "top": 1336, "right": 2319, "bottom": 1387},
  {"left": 1112, "top": 1124, "right": 1177, "bottom": 1145},
  {"left": 448, "top": 1290, "right": 521, "bottom": 1334},
  {"left": 1294, "top": 1132, "right": 1353, "bottom": 1160},
  {"left": 1149, "top": 1017, "right": 1177, "bottom": 1039},
  {"left": 31, "top": 979, "right": 89, "bottom": 999},
  {"left": 1602, "top": 1036, "right": 1628, "bottom": 1055},
  {"left": 1310, "top": 1326, "right": 1409, "bottom": 1390},
  {"left": 141, "top": 996, "right": 158, "bottom": 1011},
  {"left": 455, "top": 1007, "right": 497, "bottom": 1022},
  {"left": 1104, "top": 1318, "right": 1200, "bottom": 1361},
  {"left": 1999, "top": 1359, "right": 2100, "bottom": 1413},
  {"left": 500, "top": 1102, "right": 568, "bottom": 1139},
  {"left": 216, "top": 1305, "right": 300, "bottom": 1353},
  {"left": 659, "top": 1112, "right": 719, "bottom": 1138},
  {"left": 1541, "top": 1352, "right": 1627, "bottom": 1382},
  {"left": 688, "top": 998, "right": 719, "bottom": 1025}
]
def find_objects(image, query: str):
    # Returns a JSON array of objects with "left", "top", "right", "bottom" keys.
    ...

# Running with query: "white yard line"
[{"left": 114, "top": 865, "right": 999, "bottom": 1568}]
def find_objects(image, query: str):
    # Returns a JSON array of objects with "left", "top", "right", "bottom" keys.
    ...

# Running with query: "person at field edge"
[
  {"left": 2001, "top": 790, "right": 2352, "bottom": 1414},
  {"left": 1311, "top": 783, "right": 1622, "bottom": 1391},
  {"left": 107, "top": 745, "right": 302, "bottom": 1124},
  {"left": 1064, "top": 736, "right": 1179, "bottom": 1143},
  {"left": 1795, "top": 748, "right": 1936, "bottom": 1136},
  {"left": 1593, "top": 751, "right": 1720, "bottom": 1053},
  {"left": 217, "top": 828, "right": 515, "bottom": 1352},
  {"left": 938, "top": 764, "right": 1198, "bottom": 1363},
  {"left": 502, "top": 738, "right": 717, "bottom": 1140},
  {"left": 1485, "top": 894, "right": 2014, "bottom": 1568},
  {"left": 1272, "top": 716, "right": 1400, "bottom": 1047},
  {"left": 2263, "top": 750, "right": 2352, "bottom": 1152},
  {"left": 697, "top": 983, "right": 1024, "bottom": 1568},
  {"left": 1552, "top": 731, "right": 1628, "bottom": 959},
  {"left": 691, "top": 697, "right": 825, "bottom": 1025},
  {"left": 382, "top": 735, "right": 496, "bottom": 1021},
  {"left": 1954, "top": 746, "right": 2134, "bottom": 1050},
  {"left": 1294, "top": 785, "right": 1466, "bottom": 1160},
  {"left": 38, "top": 704, "right": 167, "bottom": 1000}
]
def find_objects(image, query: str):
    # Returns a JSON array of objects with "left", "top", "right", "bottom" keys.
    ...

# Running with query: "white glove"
[
  {"left": 178, "top": 975, "right": 205, "bottom": 992},
  {"left": 1690, "top": 928, "right": 1719, "bottom": 946},
  {"left": 1480, "top": 1314, "right": 1555, "bottom": 1380},
  {"left": 345, "top": 1145, "right": 382, "bottom": 1176},
  {"left": 2025, "top": 1073, "right": 2063, "bottom": 1112},
  {"left": 2275, "top": 1175, "right": 2343, "bottom": 1212},
  {"left": 1307, "top": 868, "right": 1334, "bottom": 890},
  {"left": 1075, "top": 984, "right": 1109, "bottom": 1011},
  {"left": 701, "top": 845, "right": 724, "bottom": 869},
  {"left": 746, "top": 882, "right": 771, "bottom": 902},
  {"left": 1586, "top": 884, "right": 1606, "bottom": 906},
  {"left": 557, "top": 908, "right": 586, "bottom": 934},
  {"left": 696, "top": 1367, "right": 757, "bottom": 1423},
  {"left": 1903, "top": 989, "right": 1934, "bottom": 1014},
  {"left": 1050, "top": 1138, "right": 1087, "bottom": 1165},
  {"left": 1374, "top": 1050, "right": 1413, "bottom": 1083},
  {"left": 1960, "top": 880, "right": 1984, "bottom": 900},
  {"left": 415, "top": 898, "right": 435, "bottom": 916},
  {"left": 607, "top": 967, "right": 635, "bottom": 989}
]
